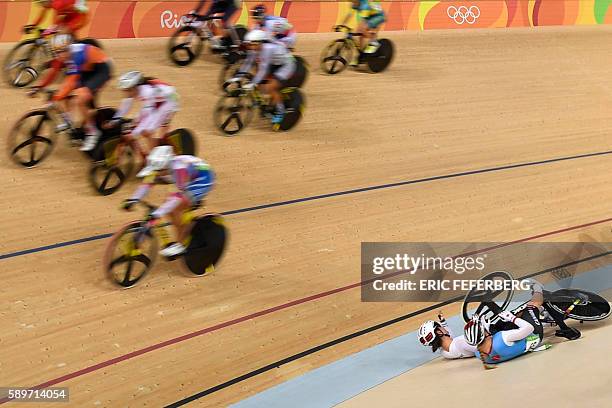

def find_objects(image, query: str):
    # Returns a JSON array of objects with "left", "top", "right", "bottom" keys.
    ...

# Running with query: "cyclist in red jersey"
[{"left": 25, "top": 0, "right": 89, "bottom": 37}]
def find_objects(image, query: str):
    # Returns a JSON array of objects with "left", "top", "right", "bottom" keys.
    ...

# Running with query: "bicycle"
[
  {"left": 103, "top": 201, "right": 227, "bottom": 288},
  {"left": 89, "top": 120, "right": 197, "bottom": 196},
  {"left": 219, "top": 54, "right": 308, "bottom": 91},
  {"left": 320, "top": 25, "right": 394, "bottom": 74},
  {"left": 3, "top": 28, "right": 101, "bottom": 88},
  {"left": 6, "top": 90, "right": 117, "bottom": 168},
  {"left": 462, "top": 271, "right": 611, "bottom": 325},
  {"left": 168, "top": 14, "right": 247, "bottom": 67},
  {"left": 214, "top": 77, "right": 305, "bottom": 135}
]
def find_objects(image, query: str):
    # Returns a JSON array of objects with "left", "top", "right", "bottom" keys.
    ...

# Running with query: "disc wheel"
[
  {"left": 213, "top": 92, "right": 254, "bottom": 135},
  {"left": 89, "top": 144, "right": 134, "bottom": 196},
  {"left": 182, "top": 215, "right": 228, "bottom": 276},
  {"left": 278, "top": 89, "right": 305, "bottom": 131},
  {"left": 462, "top": 271, "right": 515, "bottom": 322},
  {"left": 7, "top": 110, "right": 56, "bottom": 167},
  {"left": 168, "top": 26, "right": 204, "bottom": 66},
  {"left": 163, "top": 128, "right": 196, "bottom": 155},
  {"left": 366, "top": 39, "right": 394, "bottom": 73},
  {"left": 3, "top": 40, "right": 50, "bottom": 87},
  {"left": 320, "top": 39, "right": 353, "bottom": 74},
  {"left": 104, "top": 221, "right": 158, "bottom": 288},
  {"left": 549, "top": 289, "right": 611, "bottom": 321}
]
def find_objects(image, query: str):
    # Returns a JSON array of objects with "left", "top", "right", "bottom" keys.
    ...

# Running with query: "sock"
[{"left": 275, "top": 103, "right": 286, "bottom": 115}]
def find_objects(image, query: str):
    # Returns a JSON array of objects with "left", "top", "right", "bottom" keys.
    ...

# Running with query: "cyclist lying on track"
[
  {"left": 464, "top": 280, "right": 580, "bottom": 365},
  {"left": 191, "top": 0, "right": 240, "bottom": 49},
  {"left": 233, "top": 29, "right": 297, "bottom": 127},
  {"left": 109, "top": 71, "right": 179, "bottom": 158},
  {"left": 29, "top": 34, "right": 112, "bottom": 151},
  {"left": 121, "top": 146, "right": 215, "bottom": 258},
  {"left": 250, "top": 3, "right": 297, "bottom": 49},
  {"left": 26, "top": 0, "right": 89, "bottom": 37},
  {"left": 340, "top": 0, "right": 386, "bottom": 65},
  {"left": 418, "top": 312, "right": 477, "bottom": 359}
]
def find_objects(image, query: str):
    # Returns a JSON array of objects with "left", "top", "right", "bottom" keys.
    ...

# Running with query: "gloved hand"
[
  {"left": 23, "top": 25, "right": 36, "bottom": 34},
  {"left": 498, "top": 310, "right": 516, "bottom": 323},
  {"left": 242, "top": 82, "right": 255, "bottom": 92},
  {"left": 121, "top": 199, "right": 139, "bottom": 211},
  {"left": 27, "top": 86, "right": 41, "bottom": 98}
]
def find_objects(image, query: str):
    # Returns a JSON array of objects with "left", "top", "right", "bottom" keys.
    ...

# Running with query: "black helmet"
[{"left": 251, "top": 4, "right": 266, "bottom": 20}]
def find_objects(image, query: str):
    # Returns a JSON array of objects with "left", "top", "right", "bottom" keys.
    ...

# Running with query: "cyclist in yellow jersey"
[{"left": 339, "top": 0, "right": 386, "bottom": 65}]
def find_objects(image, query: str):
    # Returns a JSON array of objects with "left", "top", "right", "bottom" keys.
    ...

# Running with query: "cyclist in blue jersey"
[{"left": 464, "top": 280, "right": 580, "bottom": 365}]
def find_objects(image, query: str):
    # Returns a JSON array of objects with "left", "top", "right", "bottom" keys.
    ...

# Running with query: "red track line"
[{"left": 2, "top": 216, "right": 611, "bottom": 404}]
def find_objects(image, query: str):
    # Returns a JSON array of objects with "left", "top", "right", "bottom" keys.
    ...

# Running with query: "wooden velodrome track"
[{"left": 1, "top": 25, "right": 611, "bottom": 407}]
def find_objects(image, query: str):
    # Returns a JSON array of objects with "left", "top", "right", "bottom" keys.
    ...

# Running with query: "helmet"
[
  {"left": 137, "top": 145, "right": 174, "bottom": 177},
  {"left": 118, "top": 71, "right": 143, "bottom": 90},
  {"left": 418, "top": 320, "right": 441, "bottom": 346},
  {"left": 251, "top": 4, "right": 267, "bottom": 20},
  {"left": 244, "top": 29, "right": 268, "bottom": 44},
  {"left": 464, "top": 315, "right": 490, "bottom": 346},
  {"left": 50, "top": 34, "right": 73, "bottom": 52}
]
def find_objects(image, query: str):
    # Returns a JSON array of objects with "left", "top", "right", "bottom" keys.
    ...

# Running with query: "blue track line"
[{"left": 2, "top": 149, "right": 611, "bottom": 261}]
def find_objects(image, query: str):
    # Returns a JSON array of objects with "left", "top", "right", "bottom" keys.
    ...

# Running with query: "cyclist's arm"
[
  {"left": 130, "top": 174, "right": 157, "bottom": 201},
  {"left": 52, "top": 74, "right": 79, "bottom": 101},
  {"left": 238, "top": 51, "right": 256, "bottom": 76},
  {"left": 114, "top": 97, "right": 135, "bottom": 119},
  {"left": 252, "top": 46, "right": 271, "bottom": 85},
  {"left": 501, "top": 317, "right": 534, "bottom": 343},
  {"left": 37, "top": 59, "right": 63, "bottom": 88}
]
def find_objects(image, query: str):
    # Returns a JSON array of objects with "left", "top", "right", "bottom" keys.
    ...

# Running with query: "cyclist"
[
  {"left": 191, "top": 0, "right": 241, "bottom": 49},
  {"left": 109, "top": 71, "right": 179, "bottom": 158},
  {"left": 418, "top": 312, "right": 477, "bottom": 359},
  {"left": 234, "top": 29, "right": 297, "bottom": 128},
  {"left": 338, "top": 0, "right": 386, "bottom": 66},
  {"left": 25, "top": 0, "right": 89, "bottom": 37},
  {"left": 121, "top": 145, "right": 215, "bottom": 258},
  {"left": 250, "top": 4, "right": 297, "bottom": 49},
  {"left": 29, "top": 34, "right": 112, "bottom": 151},
  {"left": 464, "top": 281, "right": 580, "bottom": 365}
]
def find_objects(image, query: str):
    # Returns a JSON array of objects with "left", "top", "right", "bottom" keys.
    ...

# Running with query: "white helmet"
[
  {"left": 418, "top": 320, "right": 441, "bottom": 346},
  {"left": 118, "top": 71, "right": 143, "bottom": 90},
  {"left": 270, "top": 19, "right": 288, "bottom": 34},
  {"left": 244, "top": 29, "right": 268, "bottom": 43},
  {"left": 137, "top": 145, "right": 174, "bottom": 177},
  {"left": 51, "top": 34, "right": 73, "bottom": 52},
  {"left": 464, "top": 314, "right": 490, "bottom": 346}
]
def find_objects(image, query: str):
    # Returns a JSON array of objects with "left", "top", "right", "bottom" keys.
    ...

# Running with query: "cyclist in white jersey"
[
  {"left": 236, "top": 29, "right": 296, "bottom": 127},
  {"left": 418, "top": 313, "right": 477, "bottom": 359},
  {"left": 108, "top": 71, "right": 179, "bottom": 156}
]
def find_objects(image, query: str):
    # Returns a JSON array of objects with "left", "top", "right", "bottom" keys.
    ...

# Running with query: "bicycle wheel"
[
  {"left": 168, "top": 26, "right": 204, "bottom": 66},
  {"left": 104, "top": 221, "right": 158, "bottom": 288},
  {"left": 278, "top": 88, "right": 305, "bottom": 131},
  {"left": 366, "top": 39, "right": 394, "bottom": 73},
  {"left": 182, "top": 215, "right": 228, "bottom": 276},
  {"left": 213, "top": 91, "right": 254, "bottom": 135},
  {"left": 548, "top": 289, "right": 611, "bottom": 321},
  {"left": 320, "top": 39, "right": 353, "bottom": 74},
  {"left": 3, "top": 40, "right": 50, "bottom": 87},
  {"left": 7, "top": 110, "right": 57, "bottom": 167},
  {"left": 164, "top": 128, "right": 196, "bottom": 155},
  {"left": 89, "top": 141, "right": 134, "bottom": 195},
  {"left": 462, "top": 271, "right": 515, "bottom": 322}
]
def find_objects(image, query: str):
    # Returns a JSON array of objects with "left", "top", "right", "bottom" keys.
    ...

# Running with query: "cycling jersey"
[
  {"left": 254, "top": 16, "right": 296, "bottom": 48},
  {"left": 39, "top": 43, "right": 110, "bottom": 100},
  {"left": 476, "top": 332, "right": 541, "bottom": 364},
  {"left": 352, "top": 0, "right": 384, "bottom": 18},
  {"left": 34, "top": 0, "right": 89, "bottom": 33},
  {"left": 194, "top": 0, "right": 240, "bottom": 24},
  {"left": 240, "top": 42, "right": 296, "bottom": 85},
  {"left": 134, "top": 156, "right": 215, "bottom": 214},
  {"left": 115, "top": 80, "right": 179, "bottom": 138},
  {"left": 441, "top": 335, "right": 478, "bottom": 359}
]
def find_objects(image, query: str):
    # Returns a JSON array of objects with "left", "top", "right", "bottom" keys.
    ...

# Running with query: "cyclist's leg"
[
  {"left": 364, "top": 15, "right": 385, "bottom": 53},
  {"left": 221, "top": 3, "right": 238, "bottom": 39},
  {"left": 79, "top": 62, "right": 111, "bottom": 150}
]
